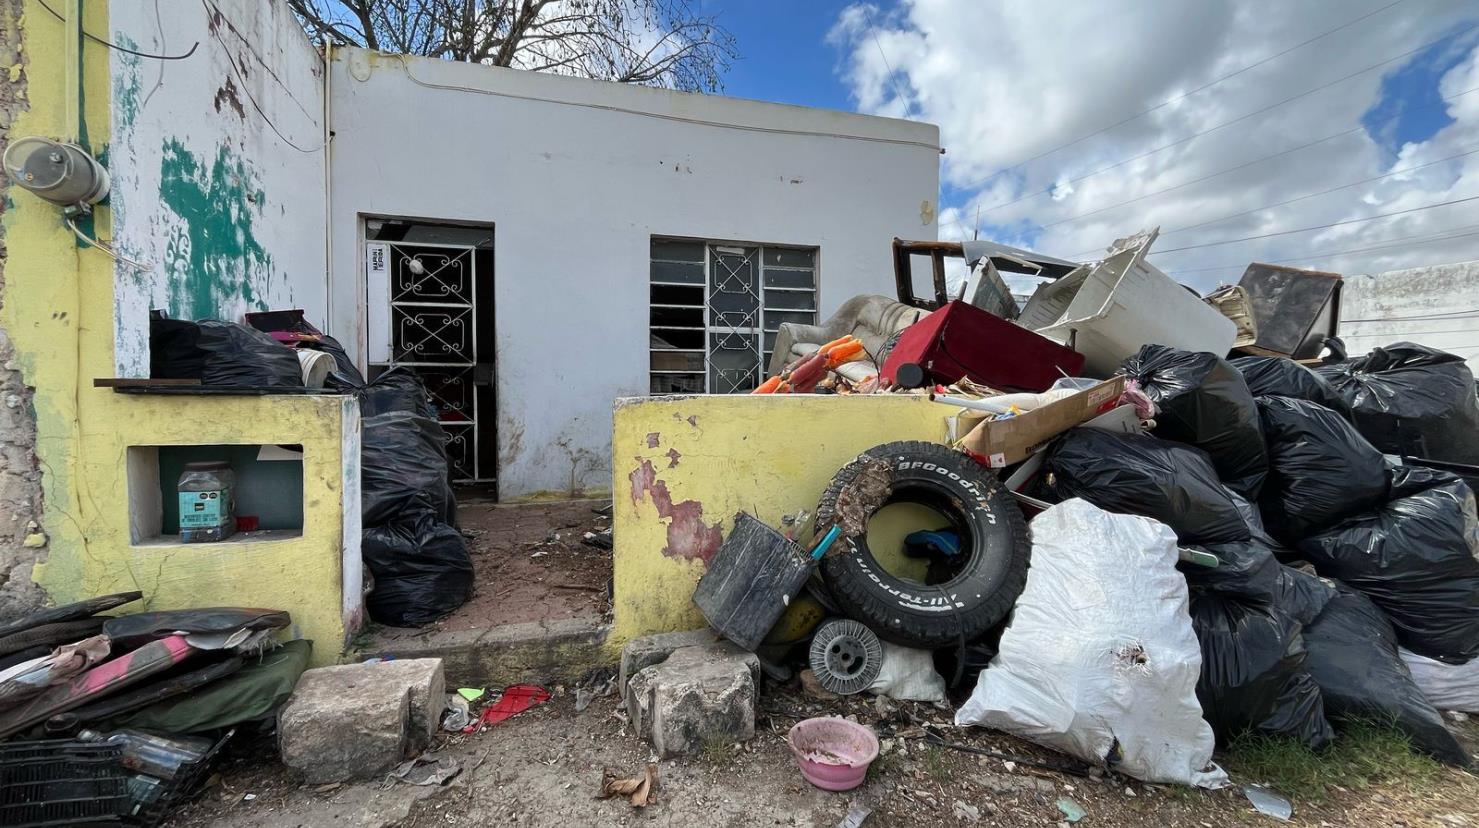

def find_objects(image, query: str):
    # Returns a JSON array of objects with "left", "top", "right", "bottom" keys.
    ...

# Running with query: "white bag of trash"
[
  {"left": 868, "top": 642, "right": 947, "bottom": 703},
  {"left": 955, "top": 499, "right": 1227, "bottom": 787},
  {"left": 1400, "top": 647, "right": 1479, "bottom": 713}
]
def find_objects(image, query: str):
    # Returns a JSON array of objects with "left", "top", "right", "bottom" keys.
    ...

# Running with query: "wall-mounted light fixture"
[{"left": 3, "top": 136, "right": 110, "bottom": 215}]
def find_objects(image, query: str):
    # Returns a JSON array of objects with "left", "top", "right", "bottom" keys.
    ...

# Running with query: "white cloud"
[{"left": 830, "top": 0, "right": 1479, "bottom": 289}]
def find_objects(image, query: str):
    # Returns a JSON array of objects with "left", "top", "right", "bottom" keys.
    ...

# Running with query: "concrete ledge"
[{"left": 364, "top": 616, "right": 611, "bottom": 687}]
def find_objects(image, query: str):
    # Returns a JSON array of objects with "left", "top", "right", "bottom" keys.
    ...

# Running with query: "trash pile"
[
  {"left": 0, "top": 593, "right": 312, "bottom": 825},
  {"left": 147, "top": 311, "right": 474, "bottom": 627},
  {"left": 651, "top": 230, "right": 1479, "bottom": 801}
]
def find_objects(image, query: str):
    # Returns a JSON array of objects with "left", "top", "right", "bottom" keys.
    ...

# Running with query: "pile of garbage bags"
[
  {"left": 356, "top": 370, "right": 473, "bottom": 627},
  {"left": 1038, "top": 341, "right": 1479, "bottom": 764}
]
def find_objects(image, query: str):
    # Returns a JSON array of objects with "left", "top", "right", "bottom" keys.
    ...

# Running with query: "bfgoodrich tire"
[{"left": 816, "top": 441, "right": 1028, "bottom": 649}]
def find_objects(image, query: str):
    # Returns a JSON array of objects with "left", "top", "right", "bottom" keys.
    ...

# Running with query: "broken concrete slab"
[
  {"left": 359, "top": 658, "right": 445, "bottom": 750},
  {"left": 618, "top": 628, "right": 720, "bottom": 699},
  {"left": 625, "top": 643, "right": 759, "bottom": 758},
  {"left": 279, "top": 667, "right": 410, "bottom": 783}
]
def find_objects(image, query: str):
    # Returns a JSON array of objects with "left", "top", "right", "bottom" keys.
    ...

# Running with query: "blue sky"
[{"left": 704, "top": 0, "right": 855, "bottom": 112}]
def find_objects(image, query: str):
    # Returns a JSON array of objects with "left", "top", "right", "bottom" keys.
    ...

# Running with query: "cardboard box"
[{"left": 958, "top": 376, "right": 1127, "bottom": 468}]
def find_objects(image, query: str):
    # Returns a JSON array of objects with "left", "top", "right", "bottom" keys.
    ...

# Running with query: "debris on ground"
[{"left": 599, "top": 762, "right": 658, "bottom": 807}]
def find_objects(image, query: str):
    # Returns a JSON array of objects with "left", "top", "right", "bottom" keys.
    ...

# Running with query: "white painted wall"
[
  {"left": 1340, "top": 259, "right": 1479, "bottom": 370},
  {"left": 108, "top": 0, "right": 327, "bottom": 375},
  {"left": 327, "top": 48, "right": 941, "bottom": 499}
]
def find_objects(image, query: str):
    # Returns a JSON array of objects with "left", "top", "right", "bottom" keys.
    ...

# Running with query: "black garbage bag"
[
  {"left": 1230, "top": 356, "right": 1348, "bottom": 416},
  {"left": 195, "top": 321, "right": 304, "bottom": 387},
  {"left": 1186, "top": 538, "right": 1334, "bottom": 620},
  {"left": 1257, "top": 395, "right": 1390, "bottom": 544},
  {"left": 149, "top": 316, "right": 206, "bottom": 380},
  {"left": 305, "top": 334, "right": 366, "bottom": 388},
  {"left": 1226, "top": 489, "right": 1281, "bottom": 549},
  {"left": 359, "top": 367, "right": 439, "bottom": 420},
  {"left": 1317, "top": 342, "right": 1479, "bottom": 464},
  {"left": 1184, "top": 540, "right": 1335, "bottom": 748},
  {"left": 1297, "top": 466, "right": 1479, "bottom": 664},
  {"left": 362, "top": 497, "right": 473, "bottom": 627},
  {"left": 1046, "top": 428, "right": 1250, "bottom": 544},
  {"left": 1302, "top": 585, "right": 1469, "bottom": 765},
  {"left": 1122, "top": 345, "right": 1268, "bottom": 498},
  {"left": 362, "top": 411, "right": 457, "bottom": 526}
]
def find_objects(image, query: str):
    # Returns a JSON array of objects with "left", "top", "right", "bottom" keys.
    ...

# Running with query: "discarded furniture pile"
[
  {"left": 626, "top": 227, "right": 1479, "bottom": 803},
  {"left": 0, "top": 594, "right": 312, "bottom": 825}
]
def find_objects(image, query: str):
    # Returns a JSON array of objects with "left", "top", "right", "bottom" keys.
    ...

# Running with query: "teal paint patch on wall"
[{"left": 158, "top": 138, "right": 274, "bottom": 321}]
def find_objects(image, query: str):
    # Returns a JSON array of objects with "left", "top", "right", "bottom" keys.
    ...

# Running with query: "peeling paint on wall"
[
  {"left": 628, "top": 457, "right": 722, "bottom": 564},
  {"left": 158, "top": 138, "right": 273, "bottom": 321}
]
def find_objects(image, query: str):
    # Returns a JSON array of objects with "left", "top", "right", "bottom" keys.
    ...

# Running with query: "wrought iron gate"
[{"left": 366, "top": 238, "right": 484, "bottom": 482}]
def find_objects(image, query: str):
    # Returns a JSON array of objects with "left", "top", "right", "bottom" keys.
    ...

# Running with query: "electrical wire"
[
  {"left": 1036, "top": 89, "right": 1479, "bottom": 234},
  {"left": 946, "top": 22, "right": 1478, "bottom": 224},
  {"left": 202, "top": 14, "right": 325, "bottom": 153},
  {"left": 865, "top": 4, "right": 912, "bottom": 120},
  {"left": 946, "top": 0, "right": 1403, "bottom": 191},
  {"left": 38, "top": 0, "right": 198, "bottom": 60},
  {"left": 1164, "top": 223, "right": 1479, "bottom": 274},
  {"left": 1148, "top": 194, "right": 1479, "bottom": 255},
  {"left": 65, "top": 217, "right": 151, "bottom": 271},
  {"left": 1055, "top": 138, "right": 1479, "bottom": 258},
  {"left": 1161, "top": 145, "right": 1479, "bottom": 237}
]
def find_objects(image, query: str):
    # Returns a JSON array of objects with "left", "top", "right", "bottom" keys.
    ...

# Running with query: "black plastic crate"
[{"left": 0, "top": 739, "right": 131, "bottom": 827}]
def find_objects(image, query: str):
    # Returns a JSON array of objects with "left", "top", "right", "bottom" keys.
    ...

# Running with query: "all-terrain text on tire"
[{"left": 816, "top": 441, "right": 1029, "bottom": 649}]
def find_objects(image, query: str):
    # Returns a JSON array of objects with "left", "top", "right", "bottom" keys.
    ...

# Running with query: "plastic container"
[
  {"left": 78, "top": 729, "right": 214, "bottom": 781},
  {"left": 787, "top": 717, "right": 879, "bottom": 791},
  {"left": 1019, "top": 229, "right": 1236, "bottom": 376},
  {"left": 177, "top": 461, "right": 236, "bottom": 543},
  {"left": 692, "top": 513, "right": 813, "bottom": 650}
]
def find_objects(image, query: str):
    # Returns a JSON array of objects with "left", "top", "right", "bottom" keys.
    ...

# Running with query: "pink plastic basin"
[{"left": 787, "top": 717, "right": 879, "bottom": 792}]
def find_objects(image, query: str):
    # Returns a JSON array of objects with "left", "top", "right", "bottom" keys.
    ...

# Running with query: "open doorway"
[{"left": 364, "top": 218, "right": 497, "bottom": 492}]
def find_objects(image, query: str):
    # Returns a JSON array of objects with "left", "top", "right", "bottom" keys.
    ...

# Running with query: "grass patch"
[
  {"left": 1224, "top": 720, "right": 1443, "bottom": 801},
  {"left": 922, "top": 745, "right": 953, "bottom": 783},
  {"left": 700, "top": 737, "right": 736, "bottom": 767}
]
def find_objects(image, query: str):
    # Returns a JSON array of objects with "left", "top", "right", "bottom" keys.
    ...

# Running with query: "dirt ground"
[
  {"left": 170, "top": 683, "right": 1479, "bottom": 828},
  {"left": 404, "top": 497, "right": 612, "bottom": 632}
]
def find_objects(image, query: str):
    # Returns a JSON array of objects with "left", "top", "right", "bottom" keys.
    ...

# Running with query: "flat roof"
[{"left": 340, "top": 47, "right": 941, "bottom": 152}]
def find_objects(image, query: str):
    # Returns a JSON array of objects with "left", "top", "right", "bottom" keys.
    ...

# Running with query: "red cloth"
[{"left": 467, "top": 684, "right": 550, "bottom": 730}]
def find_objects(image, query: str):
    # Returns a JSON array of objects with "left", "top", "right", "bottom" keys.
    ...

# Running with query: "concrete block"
[
  {"left": 360, "top": 658, "right": 445, "bottom": 750},
  {"left": 625, "top": 644, "right": 758, "bottom": 758},
  {"left": 278, "top": 666, "right": 410, "bottom": 783},
  {"left": 618, "top": 628, "right": 728, "bottom": 700}
]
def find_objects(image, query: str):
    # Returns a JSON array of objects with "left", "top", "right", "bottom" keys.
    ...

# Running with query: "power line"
[
  {"left": 1037, "top": 87, "right": 1478, "bottom": 234},
  {"left": 1164, "top": 223, "right": 1479, "bottom": 274},
  {"left": 950, "top": 0, "right": 1402, "bottom": 187},
  {"left": 945, "top": 22, "right": 1477, "bottom": 227},
  {"left": 1058, "top": 139, "right": 1479, "bottom": 258},
  {"left": 1162, "top": 144, "right": 1479, "bottom": 237},
  {"left": 1149, "top": 194, "right": 1479, "bottom": 255},
  {"left": 865, "top": 5, "right": 912, "bottom": 120}
]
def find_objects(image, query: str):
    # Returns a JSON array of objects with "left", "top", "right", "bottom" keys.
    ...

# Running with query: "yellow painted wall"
[
  {"left": 3, "top": 1, "right": 354, "bottom": 663},
  {"left": 609, "top": 394, "right": 949, "bottom": 651}
]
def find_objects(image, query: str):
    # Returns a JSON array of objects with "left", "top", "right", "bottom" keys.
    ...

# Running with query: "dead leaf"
[{"left": 600, "top": 763, "right": 659, "bottom": 807}]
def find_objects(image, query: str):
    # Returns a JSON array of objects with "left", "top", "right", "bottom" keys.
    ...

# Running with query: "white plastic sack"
[
  {"left": 955, "top": 499, "right": 1227, "bottom": 787},
  {"left": 1400, "top": 647, "right": 1479, "bottom": 713},
  {"left": 868, "top": 642, "right": 947, "bottom": 703}
]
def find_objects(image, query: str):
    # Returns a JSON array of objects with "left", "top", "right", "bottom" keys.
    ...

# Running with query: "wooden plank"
[{"left": 94, "top": 377, "right": 201, "bottom": 387}]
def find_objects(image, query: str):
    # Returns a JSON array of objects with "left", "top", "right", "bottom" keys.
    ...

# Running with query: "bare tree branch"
[{"left": 289, "top": 0, "right": 737, "bottom": 92}]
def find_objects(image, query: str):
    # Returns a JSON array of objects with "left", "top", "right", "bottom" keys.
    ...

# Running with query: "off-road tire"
[{"left": 817, "top": 441, "right": 1029, "bottom": 649}]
